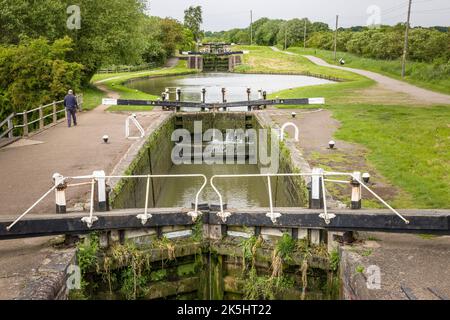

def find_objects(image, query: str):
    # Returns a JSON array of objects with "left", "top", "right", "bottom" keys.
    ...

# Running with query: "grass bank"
[
  {"left": 234, "top": 46, "right": 374, "bottom": 106},
  {"left": 81, "top": 85, "right": 106, "bottom": 111},
  {"left": 91, "top": 60, "right": 198, "bottom": 111},
  {"left": 287, "top": 47, "right": 450, "bottom": 95},
  {"left": 331, "top": 104, "right": 450, "bottom": 208}
]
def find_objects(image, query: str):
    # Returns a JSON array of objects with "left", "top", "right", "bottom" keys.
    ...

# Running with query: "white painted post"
[
  {"left": 310, "top": 168, "right": 324, "bottom": 209},
  {"left": 93, "top": 170, "right": 107, "bottom": 212},
  {"left": 351, "top": 171, "right": 362, "bottom": 209},
  {"left": 53, "top": 173, "right": 67, "bottom": 214}
]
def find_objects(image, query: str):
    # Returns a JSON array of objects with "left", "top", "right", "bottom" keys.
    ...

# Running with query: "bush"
[{"left": 0, "top": 37, "right": 83, "bottom": 115}]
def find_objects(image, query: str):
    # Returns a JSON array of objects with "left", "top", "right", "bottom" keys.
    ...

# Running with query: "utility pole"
[
  {"left": 304, "top": 20, "right": 307, "bottom": 48},
  {"left": 284, "top": 25, "right": 287, "bottom": 50},
  {"left": 250, "top": 10, "right": 253, "bottom": 45},
  {"left": 333, "top": 15, "right": 339, "bottom": 61},
  {"left": 402, "top": 0, "right": 413, "bottom": 78}
]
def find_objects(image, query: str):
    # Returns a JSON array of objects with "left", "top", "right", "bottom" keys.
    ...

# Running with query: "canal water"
[
  {"left": 126, "top": 72, "right": 333, "bottom": 108},
  {"left": 156, "top": 164, "right": 285, "bottom": 208}
]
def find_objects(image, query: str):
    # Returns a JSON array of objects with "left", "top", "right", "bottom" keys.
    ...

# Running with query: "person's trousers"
[{"left": 67, "top": 108, "right": 77, "bottom": 127}]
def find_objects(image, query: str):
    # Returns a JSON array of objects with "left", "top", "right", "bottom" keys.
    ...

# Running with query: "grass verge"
[
  {"left": 287, "top": 47, "right": 450, "bottom": 95},
  {"left": 92, "top": 60, "right": 198, "bottom": 111}
]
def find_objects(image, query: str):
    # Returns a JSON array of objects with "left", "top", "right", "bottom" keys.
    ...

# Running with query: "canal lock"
[{"left": 70, "top": 112, "right": 340, "bottom": 300}]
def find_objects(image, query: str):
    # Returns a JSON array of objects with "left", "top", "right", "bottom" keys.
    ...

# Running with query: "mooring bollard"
[
  {"left": 351, "top": 171, "right": 362, "bottom": 209},
  {"left": 93, "top": 170, "right": 108, "bottom": 212},
  {"left": 53, "top": 173, "right": 67, "bottom": 214},
  {"left": 201, "top": 88, "right": 206, "bottom": 112},
  {"left": 309, "top": 168, "right": 324, "bottom": 209}
]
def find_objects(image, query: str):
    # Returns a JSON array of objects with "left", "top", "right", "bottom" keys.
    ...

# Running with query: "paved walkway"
[
  {"left": 271, "top": 47, "right": 450, "bottom": 105},
  {"left": 0, "top": 88, "right": 163, "bottom": 216}
]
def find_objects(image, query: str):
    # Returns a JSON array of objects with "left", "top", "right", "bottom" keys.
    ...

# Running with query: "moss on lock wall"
[
  {"left": 110, "top": 116, "right": 176, "bottom": 209},
  {"left": 72, "top": 231, "right": 339, "bottom": 301}
]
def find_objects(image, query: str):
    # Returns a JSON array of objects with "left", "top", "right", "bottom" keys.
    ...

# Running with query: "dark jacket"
[{"left": 64, "top": 94, "right": 78, "bottom": 109}]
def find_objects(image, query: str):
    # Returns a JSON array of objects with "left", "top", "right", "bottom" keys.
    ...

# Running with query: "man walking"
[{"left": 64, "top": 89, "right": 78, "bottom": 127}]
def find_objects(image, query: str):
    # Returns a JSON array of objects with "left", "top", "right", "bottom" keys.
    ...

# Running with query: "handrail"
[
  {"left": 0, "top": 113, "right": 15, "bottom": 128},
  {"left": 6, "top": 173, "right": 208, "bottom": 231},
  {"left": 210, "top": 171, "right": 409, "bottom": 224},
  {"left": 6, "top": 169, "right": 409, "bottom": 231},
  {"left": 0, "top": 113, "right": 16, "bottom": 139}
]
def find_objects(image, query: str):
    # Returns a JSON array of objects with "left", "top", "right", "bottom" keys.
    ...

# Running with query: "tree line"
[
  {"left": 205, "top": 18, "right": 449, "bottom": 63},
  {"left": 0, "top": 0, "right": 203, "bottom": 117}
]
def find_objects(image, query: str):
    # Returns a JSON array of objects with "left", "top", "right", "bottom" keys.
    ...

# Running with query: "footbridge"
[{"left": 1, "top": 170, "right": 449, "bottom": 241}]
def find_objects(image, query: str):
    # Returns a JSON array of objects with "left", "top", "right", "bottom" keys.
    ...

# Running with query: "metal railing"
[
  {"left": 5, "top": 169, "right": 409, "bottom": 232},
  {"left": 97, "top": 63, "right": 156, "bottom": 74},
  {"left": 210, "top": 171, "right": 410, "bottom": 224},
  {"left": 0, "top": 95, "right": 83, "bottom": 140},
  {"left": 6, "top": 173, "right": 207, "bottom": 231}
]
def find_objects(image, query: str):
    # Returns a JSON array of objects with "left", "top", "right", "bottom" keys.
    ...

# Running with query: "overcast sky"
[{"left": 147, "top": 0, "right": 450, "bottom": 31}]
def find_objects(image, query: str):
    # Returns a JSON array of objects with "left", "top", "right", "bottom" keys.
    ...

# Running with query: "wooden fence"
[{"left": 0, "top": 95, "right": 83, "bottom": 141}]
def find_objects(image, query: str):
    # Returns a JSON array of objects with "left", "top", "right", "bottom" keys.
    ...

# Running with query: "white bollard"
[
  {"left": 310, "top": 168, "right": 324, "bottom": 209},
  {"left": 93, "top": 170, "right": 107, "bottom": 212},
  {"left": 351, "top": 171, "right": 362, "bottom": 209},
  {"left": 53, "top": 173, "right": 67, "bottom": 214}
]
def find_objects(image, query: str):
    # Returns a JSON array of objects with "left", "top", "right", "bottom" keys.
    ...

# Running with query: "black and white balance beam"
[{"left": 102, "top": 98, "right": 325, "bottom": 109}]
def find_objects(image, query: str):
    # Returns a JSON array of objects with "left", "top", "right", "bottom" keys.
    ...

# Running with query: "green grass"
[
  {"left": 331, "top": 104, "right": 450, "bottom": 208},
  {"left": 287, "top": 47, "right": 450, "bottom": 95},
  {"left": 92, "top": 60, "right": 198, "bottom": 110},
  {"left": 235, "top": 45, "right": 364, "bottom": 82},
  {"left": 80, "top": 85, "right": 106, "bottom": 111},
  {"left": 233, "top": 46, "right": 374, "bottom": 106}
]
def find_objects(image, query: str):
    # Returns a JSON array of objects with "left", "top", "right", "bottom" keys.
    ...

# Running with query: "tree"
[
  {"left": 0, "top": 37, "right": 83, "bottom": 117},
  {"left": 0, "top": 0, "right": 148, "bottom": 81},
  {"left": 184, "top": 6, "right": 203, "bottom": 42},
  {"left": 255, "top": 20, "right": 283, "bottom": 46}
]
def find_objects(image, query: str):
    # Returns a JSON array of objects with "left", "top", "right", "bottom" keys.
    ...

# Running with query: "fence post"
[
  {"left": 77, "top": 95, "right": 83, "bottom": 111},
  {"left": 39, "top": 105, "right": 44, "bottom": 130},
  {"left": 53, "top": 173, "right": 67, "bottom": 214},
  {"left": 351, "top": 171, "right": 362, "bottom": 209},
  {"left": 23, "top": 112, "right": 29, "bottom": 137},
  {"left": 7, "top": 117, "right": 13, "bottom": 138},
  {"left": 52, "top": 101, "right": 57, "bottom": 124}
]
